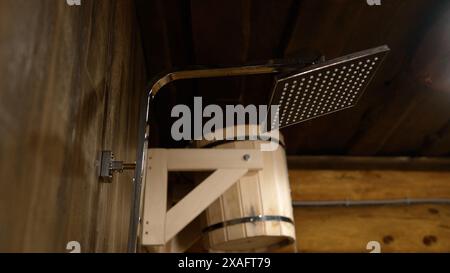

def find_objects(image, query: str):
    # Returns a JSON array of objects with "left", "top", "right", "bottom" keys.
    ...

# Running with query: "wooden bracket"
[{"left": 140, "top": 148, "right": 264, "bottom": 247}]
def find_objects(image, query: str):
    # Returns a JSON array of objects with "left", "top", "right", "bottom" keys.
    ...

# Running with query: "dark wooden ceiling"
[{"left": 136, "top": 0, "right": 450, "bottom": 157}]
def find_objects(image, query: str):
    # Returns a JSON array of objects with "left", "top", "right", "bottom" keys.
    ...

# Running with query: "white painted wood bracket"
[{"left": 141, "top": 148, "right": 263, "bottom": 246}]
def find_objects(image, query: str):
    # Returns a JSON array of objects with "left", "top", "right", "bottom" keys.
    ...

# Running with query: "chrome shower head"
[{"left": 269, "top": 45, "right": 390, "bottom": 129}]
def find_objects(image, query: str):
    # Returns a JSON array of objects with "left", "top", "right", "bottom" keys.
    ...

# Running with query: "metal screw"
[{"left": 243, "top": 154, "right": 251, "bottom": 161}]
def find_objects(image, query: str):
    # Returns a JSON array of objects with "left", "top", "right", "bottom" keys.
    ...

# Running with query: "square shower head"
[{"left": 269, "top": 45, "right": 389, "bottom": 129}]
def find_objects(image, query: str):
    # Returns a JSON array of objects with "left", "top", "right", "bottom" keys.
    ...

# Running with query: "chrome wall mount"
[{"left": 99, "top": 151, "right": 136, "bottom": 181}]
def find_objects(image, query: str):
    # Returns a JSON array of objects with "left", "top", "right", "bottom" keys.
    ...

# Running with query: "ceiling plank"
[
  {"left": 348, "top": 1, "right": 450, "bottom": 156},
  {"left": 190, "top": 0, "right": 251, "bottom": 103}
]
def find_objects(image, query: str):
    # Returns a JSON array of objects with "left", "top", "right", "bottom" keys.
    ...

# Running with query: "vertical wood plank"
[{"left": 142, "top": 149, "right": 168, "bottom": 245}]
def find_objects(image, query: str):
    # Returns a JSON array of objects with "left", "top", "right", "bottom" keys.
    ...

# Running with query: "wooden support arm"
[{"left": 140, "top": 148, "right": 264, "bottom": 247}]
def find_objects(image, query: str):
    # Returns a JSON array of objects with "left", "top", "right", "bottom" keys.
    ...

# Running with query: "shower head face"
[{"left": 269, "top": 45, "right": 390, "bottom": 129}]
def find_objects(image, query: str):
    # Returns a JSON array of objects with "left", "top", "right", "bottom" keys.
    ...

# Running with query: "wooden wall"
[
  {"left": 0, "top": 0, "right": 146, "bottom": 252},
  {"left": 289, "top": 163, "right": 450, "bottom": 253}
]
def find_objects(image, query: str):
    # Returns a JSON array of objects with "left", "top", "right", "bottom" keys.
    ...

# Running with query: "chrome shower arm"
[
  {"left": 149, "top": 65, "right": 277, "bottom": 98},
  {"left": 147, "top": 57, "right": 322, "bottom": 99}
]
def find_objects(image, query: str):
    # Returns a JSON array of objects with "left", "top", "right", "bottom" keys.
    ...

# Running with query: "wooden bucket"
[{"left": 194, "top": 125, "right": 296, "bottom": 252}]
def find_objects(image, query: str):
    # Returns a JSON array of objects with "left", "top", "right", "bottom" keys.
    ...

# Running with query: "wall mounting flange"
[{"left": 99, "top": 150, "right": 136, "bottom": 181}]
